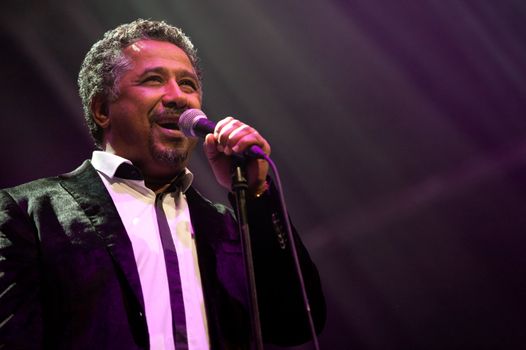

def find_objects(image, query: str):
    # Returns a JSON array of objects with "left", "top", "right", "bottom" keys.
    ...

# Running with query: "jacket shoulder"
[{"left": 1, "top": 160, "right": 92, "bottom": 204}]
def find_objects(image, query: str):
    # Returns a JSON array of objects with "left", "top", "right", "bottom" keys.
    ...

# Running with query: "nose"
[{"left": 162, "top": 80, "right": 187, "bottom": 109}]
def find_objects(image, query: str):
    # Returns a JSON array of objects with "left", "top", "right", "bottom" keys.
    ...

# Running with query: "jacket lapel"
[
  {"left": 59, "top": 160, "right": 147, "bottom": 314},
  {"left": 186, "top": 187, "right": 250, "bottom": 350}
]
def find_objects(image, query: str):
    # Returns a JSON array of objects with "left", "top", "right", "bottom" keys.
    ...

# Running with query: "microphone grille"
[{"left": 179, "top": 109, "right": 207, "bottom": 137}]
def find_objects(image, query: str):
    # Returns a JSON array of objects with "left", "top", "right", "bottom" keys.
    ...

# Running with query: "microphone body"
[{"left": 178, "top": 109, "right": 266, "bottom": 159}]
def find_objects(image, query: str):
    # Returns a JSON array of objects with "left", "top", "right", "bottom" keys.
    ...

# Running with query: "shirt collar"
[{"left": 91, "top": 151, "right": 194, "bottom": 193}]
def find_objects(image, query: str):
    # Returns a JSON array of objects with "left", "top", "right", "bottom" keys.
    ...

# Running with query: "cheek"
[
  {"left": 108, "top": 102, "right": 152, "bottom": 140},
  {"left": 189, "top": 92, "right": 203, "bottom": 109},
  {"left": 110, "top": 88, "right": 158, "bottom": 116},
  {"left": 111, "top": 93, "right": 153, "bottom": 120}
]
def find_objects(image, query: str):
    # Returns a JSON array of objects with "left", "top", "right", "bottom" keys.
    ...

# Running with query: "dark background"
[{"left": 2, "top": 1, "right": 526, "bottom": 349}]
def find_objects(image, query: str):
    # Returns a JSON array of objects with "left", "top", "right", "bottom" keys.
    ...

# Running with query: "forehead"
[{"left": 122, "top": 39, "right": 196, "bottom": 73}]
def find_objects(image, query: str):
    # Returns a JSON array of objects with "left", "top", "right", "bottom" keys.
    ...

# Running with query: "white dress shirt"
[{"left": 91, "top": 151, "right": 209, "bottom": 350}]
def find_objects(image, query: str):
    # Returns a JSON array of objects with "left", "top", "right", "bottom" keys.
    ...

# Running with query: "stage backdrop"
[{"left": 2, "top": 1, "right": 526, "bottom": 348}]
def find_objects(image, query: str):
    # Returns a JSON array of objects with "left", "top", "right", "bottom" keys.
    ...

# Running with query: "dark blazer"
[{"left": 0, "top": 160, "right": 325, "bottom": 349}]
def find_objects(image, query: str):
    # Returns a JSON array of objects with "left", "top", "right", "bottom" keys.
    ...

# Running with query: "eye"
[
  {"left": 141, "top": 75, "right": 164, "bottom": 85},
  {"left": 179, "top": 78, "right": 199, "bottom": 92}
]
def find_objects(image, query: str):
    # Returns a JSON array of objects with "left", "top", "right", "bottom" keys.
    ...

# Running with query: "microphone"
[{"left": 178, "top": 109, "right": 267, "bottom": 159}]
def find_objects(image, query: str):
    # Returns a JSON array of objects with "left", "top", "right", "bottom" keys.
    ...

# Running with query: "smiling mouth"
[{"left": 158, "top": 122, "right": 179, "bottom": 130}]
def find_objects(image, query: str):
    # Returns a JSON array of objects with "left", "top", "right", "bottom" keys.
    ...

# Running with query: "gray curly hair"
[{"left": 78, "top": 19, "right": 201, "bottom": 148}]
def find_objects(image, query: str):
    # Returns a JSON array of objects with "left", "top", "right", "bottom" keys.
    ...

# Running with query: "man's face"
[{"left": 97, "top": 39, "right": 202, "bottom": 180}]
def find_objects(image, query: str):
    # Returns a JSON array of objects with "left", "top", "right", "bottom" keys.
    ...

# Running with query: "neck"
[{"left": 101, "top": 144, "right": 187, "bottom": 192}]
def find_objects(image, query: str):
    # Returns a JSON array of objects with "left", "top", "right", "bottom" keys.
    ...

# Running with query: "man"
[{"left": 0, "top": 19, "right": 325, "bottom": 349}]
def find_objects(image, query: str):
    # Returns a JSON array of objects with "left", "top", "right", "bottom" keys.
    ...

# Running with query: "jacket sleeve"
[
  {"left": 0, "top": 190, "right": 43, "bottom": 349},
  {"left": 229, "top": 179, "right": 326, "bottom": 346}
]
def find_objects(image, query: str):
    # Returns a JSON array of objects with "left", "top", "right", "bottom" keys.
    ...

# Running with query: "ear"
[{"left": 91, "top": 95, "right": 110, "bottom": 129}]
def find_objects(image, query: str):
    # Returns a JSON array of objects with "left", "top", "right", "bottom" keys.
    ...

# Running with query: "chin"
[
  {"left": 150, "top": 142, "right": 190, "bottom": 167},
  {"left": 149, "top": 134, "right": 198, "bottom": 167}
]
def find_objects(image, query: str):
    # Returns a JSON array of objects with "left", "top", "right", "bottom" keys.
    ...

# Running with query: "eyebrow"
[{"left": 138, "top": 66, "right": 199, "bottom": 82}]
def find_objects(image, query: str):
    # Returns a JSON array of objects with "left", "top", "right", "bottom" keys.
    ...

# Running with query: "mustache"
[{"left": 150, "top": 108, "right": 188, "bottom": 122}]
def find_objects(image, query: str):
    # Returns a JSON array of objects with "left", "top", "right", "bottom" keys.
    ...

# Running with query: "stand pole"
[{"left": 231, "top": 159, "right": 264, "bottom": 350}]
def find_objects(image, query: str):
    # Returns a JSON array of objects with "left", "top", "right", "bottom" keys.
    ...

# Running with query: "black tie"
[
  {"left": 155, "top": 181, "right": 189, "bottom": 350},
  {"left": 115, "top": 163, "right": 189, "bottom": 349}
]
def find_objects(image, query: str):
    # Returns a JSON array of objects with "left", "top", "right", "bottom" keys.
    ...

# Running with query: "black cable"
[{"left": 263, "top": 154, "right": 321, "bottom": 350}]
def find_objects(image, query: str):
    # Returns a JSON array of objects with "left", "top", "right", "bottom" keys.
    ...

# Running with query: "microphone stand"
[{"left": 231, "top": 156, "right": 264, "bottom": 350}]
